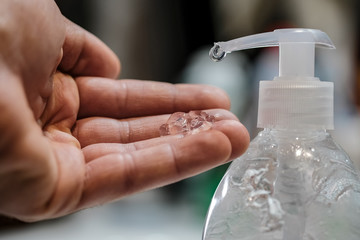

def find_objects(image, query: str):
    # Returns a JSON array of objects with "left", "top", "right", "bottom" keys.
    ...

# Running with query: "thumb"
[{"left": 59, "top": 18, "right": 121, "bottom": 79}]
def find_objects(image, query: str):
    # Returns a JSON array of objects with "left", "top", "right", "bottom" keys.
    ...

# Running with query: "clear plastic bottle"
[
  {"left": 203, "top": 128, "right": 360, "bottom": 240},
  {"left": 203, "top": 29, "right": 360, "bottom": 240}
]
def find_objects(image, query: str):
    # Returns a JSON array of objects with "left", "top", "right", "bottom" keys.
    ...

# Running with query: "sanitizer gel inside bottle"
[{"left": 202, "top": 29, "right": 360, "bottom": 240}]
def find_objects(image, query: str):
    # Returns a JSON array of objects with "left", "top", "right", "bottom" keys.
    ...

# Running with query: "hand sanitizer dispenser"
[{"left": 203, "top": 29, "right": 360, "bottom": 240}]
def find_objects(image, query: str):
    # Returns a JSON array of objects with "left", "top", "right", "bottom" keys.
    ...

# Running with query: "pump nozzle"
[
  {"left": 210, "top": 29, "right": 335, "bottom": 77},
  {"left": 210, "top": 28, "right": 336, "bottom": 130}
]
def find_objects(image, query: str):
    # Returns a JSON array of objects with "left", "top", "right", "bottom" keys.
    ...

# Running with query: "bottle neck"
[{"left": 264, "top": 128, "right": 328, "bottom": 141}]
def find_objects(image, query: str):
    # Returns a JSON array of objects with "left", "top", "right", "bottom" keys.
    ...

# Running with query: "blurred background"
[{"left": 1, "top": 0, "right": 360, "bottom": 239}]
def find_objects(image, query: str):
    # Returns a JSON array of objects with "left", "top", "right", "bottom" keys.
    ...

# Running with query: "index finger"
[{"left": 76, "top": 77, "right": 231, "bottom": 119}]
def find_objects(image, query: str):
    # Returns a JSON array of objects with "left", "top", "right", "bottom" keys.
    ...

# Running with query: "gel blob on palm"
[{"left": 202, "top": 29, "right": 360, "bottom": 240}]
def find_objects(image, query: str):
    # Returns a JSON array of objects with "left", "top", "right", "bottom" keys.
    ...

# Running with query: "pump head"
[
  {"left": 210, "top": 29, "right": 336, "bottom": 130},
  {"left": 210, "top": 28, "right": 335, "bottom": 77}
]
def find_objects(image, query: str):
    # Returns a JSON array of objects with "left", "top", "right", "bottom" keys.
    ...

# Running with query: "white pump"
[{"left": 210, "top": 28, "right": 336, "bottom": 130}]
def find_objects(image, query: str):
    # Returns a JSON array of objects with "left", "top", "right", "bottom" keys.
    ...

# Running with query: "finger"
[
  {"left": 211, "top": 120, "right": 250, "bottom": 159},
  {"left": 81, "top": 119, "right": 249, "bottom": 162},
  {"left": 76, "top": 78, "right": 231, "bottom": 119},
  {"left": 77, "top": 130, "right": 233, "bottom": 208},
  {"left": 73, "top": 109, "right": 238, "bottom": 147},
  {"left": 59, "top": 18, "right": 120, "bottom": 79},
  {"left": 74, "top": 115, "right": 167, "bottom": 148},
  {"left": 81, "top": 135, "right": 181, "bottom": 163}
]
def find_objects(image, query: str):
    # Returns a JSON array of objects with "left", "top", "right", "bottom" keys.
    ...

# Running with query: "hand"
[{"left": 0, "top": 0, "right": 249, "bottom": 222}]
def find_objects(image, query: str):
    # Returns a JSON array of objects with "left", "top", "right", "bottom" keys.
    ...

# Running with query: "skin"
[{"left": 0, "top": 0, "right": 250, "bottom": 222}]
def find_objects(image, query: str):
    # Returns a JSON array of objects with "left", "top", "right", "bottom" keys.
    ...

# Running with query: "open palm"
[{"left": 0, "top": 0, "right": 249, "bottom": 222}]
